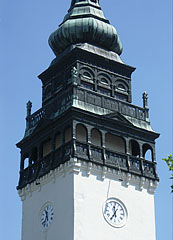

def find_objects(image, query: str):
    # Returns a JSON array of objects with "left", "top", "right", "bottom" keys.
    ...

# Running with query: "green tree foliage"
[{"left": 162, "top": 155, "right": 173, "bottom": 193}]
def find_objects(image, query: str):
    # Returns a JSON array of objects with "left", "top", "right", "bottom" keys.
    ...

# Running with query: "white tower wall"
[
  {"left": 18, "top": 160, "right": 158, "bottom": 240},
  {"left": 21, "top": 170, "right": 74, "bottom": 240},
  {"left": 74, "top": 167, "right": 156, "bottom": 240}
]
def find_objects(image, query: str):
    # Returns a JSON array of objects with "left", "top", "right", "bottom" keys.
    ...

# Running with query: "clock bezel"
[
  {"left": 40, "top": 202, "right": 54, "bottom": 231},
  {"left": 103, "top": 197, "right": 128, "bottom": 228}
]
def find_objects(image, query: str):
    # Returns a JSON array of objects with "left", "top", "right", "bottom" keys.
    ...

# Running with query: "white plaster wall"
[
  {"left": 21, "top": 172, "right": 74, "bottom": 240},
  {"left": 74, "top": 170, "right": 156, "bottom": 240},
  {"left": 20, "top": 160, "right": 157, "bottom": 240}
]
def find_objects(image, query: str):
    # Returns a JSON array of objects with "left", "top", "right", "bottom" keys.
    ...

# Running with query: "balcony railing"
[
  {"left": 76, "top": 87, "right": 149, "bottom": 121},
  {"left": 26, "top": 108, "right": 46, "bottom": 129},
  {"left": 75, "top": 141, "right": 157, "bottom": 179},
  {"left": 18, "top": 140, "right": 157, "bottom": 189},
  {"left": 25, "top": 85, "right": 149, "bottom": 133}
]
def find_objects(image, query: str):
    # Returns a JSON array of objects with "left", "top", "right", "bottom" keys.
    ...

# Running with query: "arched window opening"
[
  {"left": 80, "top": 67, "right": 94, "bottom": 81},
  {"left": 100, "top": 78, "right": 109, "bottom": 86},
  {"left": 129, "top": 140, "right": 140, "bottom": 157},
  {"left": 42, "top": 140, "right": 51, "bottom": 157},
  {"left": 22, "top": 154, "right": 29, "bottom": 170},
  {"left": 55, "top": 133, "right": 62, "bottom": 149},
  {"left": 118, "top": 84, "right": 126, "bottom": 92},
  {"left": 76, "top": 124, "right": 87, "bottom": 142},
  {"left": 105, "top": 133, "right": 125, "bottom": 153},
  {"left": 83, "top": 71, "right": 92, "bottom": 79},
  {"left": 44, "top": 84, "right": 52, "bottom": 98},
  {"left": 30, "top": 148, "right": 38, "bottom": 164},
  {"left": 91, "top": 129, "right": 102, "bottom": 146},
  {"left": 65, "top": 127, "right": 72, "bottom": 143},
  {"left": 143, "top": 144, "right": 153, "bottom": 161},
  {"left": 115, "top": 93, "right": 128, "bottom": 102}
]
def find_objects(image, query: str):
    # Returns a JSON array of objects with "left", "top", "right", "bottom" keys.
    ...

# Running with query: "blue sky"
[{"left": 0, "top": 0, "right": 172, "bottom": 239}]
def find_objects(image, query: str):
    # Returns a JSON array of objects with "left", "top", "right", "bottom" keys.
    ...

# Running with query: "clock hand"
[
  {"left": 110, "top": 208, "right": 118, "bottom": 220},
  {"left": 45, "top": 210, "right": 48, "bottom": 221}
]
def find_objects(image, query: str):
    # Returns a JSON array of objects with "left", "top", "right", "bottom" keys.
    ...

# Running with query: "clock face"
[
  {"left": 103, "top": 198, "right": 127, "bottom": 228},
  {"left": 41, "top": 205, "right": 54, "bottom": 229}
]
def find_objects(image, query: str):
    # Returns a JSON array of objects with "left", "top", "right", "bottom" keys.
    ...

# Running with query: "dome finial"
[
  {"left": 71, "top": 0, "right": 100, "bottom": 8},
  {"left": 49, "top": 1, "right": 123, "bottom": 56}
]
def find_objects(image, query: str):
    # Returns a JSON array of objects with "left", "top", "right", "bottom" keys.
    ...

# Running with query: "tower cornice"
[{"left": 18, "top": 158, "right": 159, "bottom": 201}]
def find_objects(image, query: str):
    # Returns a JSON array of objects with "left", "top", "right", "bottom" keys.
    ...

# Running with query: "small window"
[
  {"left": 115, "top": 93, "right": 127, "bottom": 102},
  {"left": 98, "top": 86, "right": 111, "bottom": 96},
  {"left": 81, "top": 81, "right": 94, "bottom": 90}
]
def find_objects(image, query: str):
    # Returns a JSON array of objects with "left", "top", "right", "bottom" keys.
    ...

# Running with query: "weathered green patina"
[{"left": 49, "top": 0, "right": 123, "bottom": 56}]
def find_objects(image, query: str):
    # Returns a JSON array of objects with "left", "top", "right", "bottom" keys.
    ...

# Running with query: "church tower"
[{"left": 17, "top": 1, "right": 159, "bottom": 239}]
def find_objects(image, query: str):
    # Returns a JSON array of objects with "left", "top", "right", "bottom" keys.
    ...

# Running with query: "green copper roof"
[{"left": 48, "top": 0, "right": 123, "bottom": 56}]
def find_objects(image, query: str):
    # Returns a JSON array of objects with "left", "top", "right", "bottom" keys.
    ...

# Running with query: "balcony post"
[{"left": 26, "top": 101, "right": 32, "bottom": 130}]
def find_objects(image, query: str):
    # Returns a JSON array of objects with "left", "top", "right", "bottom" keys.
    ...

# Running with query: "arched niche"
[
  {"left": 129, "top": 140, "right": 140, "bottom": 157},
  {"left": 55, "top": 132, "right": 62, "bottom": 149},
  {"left": 76, "top": 124, "right": 87, "bottom": 142},
  {"left": 143, "top": 144, "right": 153, "bottom": 161},
  {"left": 91, "top": 128, "right": 102, "bottom": 146},
  {"left": 65, "top": 127, "right": 72, "bottom": 143},
  {"left": 105, "top": 133, "right": 125, "bottom": 153}
]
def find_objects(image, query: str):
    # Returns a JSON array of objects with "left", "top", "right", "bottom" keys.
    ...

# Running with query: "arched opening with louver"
[
  {"left": 129, "top": 140, "right": 140, "bottom": 157},
  {"left": 91, "top": 128, "right": 102, "bottom": 146},
  {"left": 76, "top": 124, "right": 87, "bottom": 142},
  {"left": 143, "top": 144, "right": 153, "bottom": 162},
  {"left": 22, "top": 153, "right": 29, "bottom": 170},
  {"left": 30, "top": 147, "right": 38, "bottom": 164},
  {"left": 105, "top": 133, "right": 125, "bottom": 153}
]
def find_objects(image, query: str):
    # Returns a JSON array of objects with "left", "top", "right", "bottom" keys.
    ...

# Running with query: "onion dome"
[{"left": 48, "top": 0, "right": 123, "bottom": 56}]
